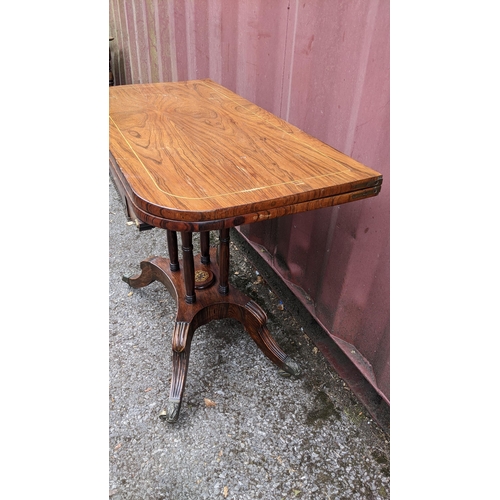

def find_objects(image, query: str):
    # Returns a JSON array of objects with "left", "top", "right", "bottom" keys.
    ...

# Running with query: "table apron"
[{"left": 110, "top": 160, "right": 380, "bottom": 232}]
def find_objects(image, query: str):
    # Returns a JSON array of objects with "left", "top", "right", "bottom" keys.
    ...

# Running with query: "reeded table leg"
[
  {"left": 162, "top": 321, "right": 193, "bottom": 423},
  {"left": 123, "top": 231, "right": 301, "bottom": 423}
]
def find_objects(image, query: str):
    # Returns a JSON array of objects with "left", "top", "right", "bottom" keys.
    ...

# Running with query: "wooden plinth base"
[{"left": 123, "top": 247, "right": 301, "bottom": 423}]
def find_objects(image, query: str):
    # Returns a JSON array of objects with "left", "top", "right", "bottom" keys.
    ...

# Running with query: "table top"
[{"left": 109, "top": 79, "right": 382, "bottom": 231}]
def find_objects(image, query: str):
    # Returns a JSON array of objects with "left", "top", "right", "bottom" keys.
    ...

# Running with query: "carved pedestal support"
[{"left": 123, "top": 244, "right": 301, "bottom": 423}]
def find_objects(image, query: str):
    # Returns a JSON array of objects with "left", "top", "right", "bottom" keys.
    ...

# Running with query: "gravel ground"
[{"left": 109, "top": 179, "right": 390, "bottom": 499}]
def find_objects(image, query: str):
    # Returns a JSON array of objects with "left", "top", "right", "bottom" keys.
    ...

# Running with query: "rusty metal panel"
[{"left": 109, "top": 0, "right": 390, "bottom": 405}]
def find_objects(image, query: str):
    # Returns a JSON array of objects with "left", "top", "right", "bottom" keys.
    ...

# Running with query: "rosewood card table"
[{"left": 109, "top": 79, "right": 382, "bottom": 423}]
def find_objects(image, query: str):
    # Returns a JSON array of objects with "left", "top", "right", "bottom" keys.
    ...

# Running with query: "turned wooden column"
[
  {"left": 181, "top": 232, "right": 196, "bottom": 304},
  {"left": 218, "top": 228, "right": 230, "bottom": 295},
  {"left": 200, "top": 231, "right": 210, "bottom": 265},
  {"left": 166, "top": 230, "right": 179, "bottom": 271}
]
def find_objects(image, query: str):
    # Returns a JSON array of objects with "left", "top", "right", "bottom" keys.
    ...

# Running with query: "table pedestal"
[{"left": 123, "top": 229, "right": 301, "bottom": 423}]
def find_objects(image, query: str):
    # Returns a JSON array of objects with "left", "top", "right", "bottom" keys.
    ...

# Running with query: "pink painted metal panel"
[
  {"left": 192, "top": 0, "right": 210, "bottom": 78},
  {"left": 219, "top": 1, "right": 238, "bottom": 91},
  {"left": 242, "top": 0, "right": 390, "bottom": 402},
  {"left": 250, "top": 1, "right": 290, "bottom": 116},
  {"left": 156, "top": 0, "right": 176, "bottom": 82},
  {"left": 108, "top": 0, "right": 390, "bottom": 405},
  {"left": 142, "top": 0, "right": 159, "bottom": 83},
  {"left": 207, "top": 0, "right": 222, "bottom": 82},
  {"left": 131, "top": 0, "right": 151, "bottom": 83},
  {"left": 172, "top": 0, "right": 189, "bottom": 82},
  {"left": 123, "top": 0, "right": 141, "bottom": 83}
]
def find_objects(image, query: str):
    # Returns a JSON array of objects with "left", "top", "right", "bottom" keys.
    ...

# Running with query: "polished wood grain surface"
[{"left": 109, "top": 79, "right": 382, "bottom": 227}]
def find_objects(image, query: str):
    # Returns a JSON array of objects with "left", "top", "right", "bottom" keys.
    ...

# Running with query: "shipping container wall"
[{"left": 109, "top": 0, "right": 390, "bottom": 404}]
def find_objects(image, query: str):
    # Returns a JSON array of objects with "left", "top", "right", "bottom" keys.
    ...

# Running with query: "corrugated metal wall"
[{"left": 109, "top": 0, "right": 390, "bottom": 404}]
